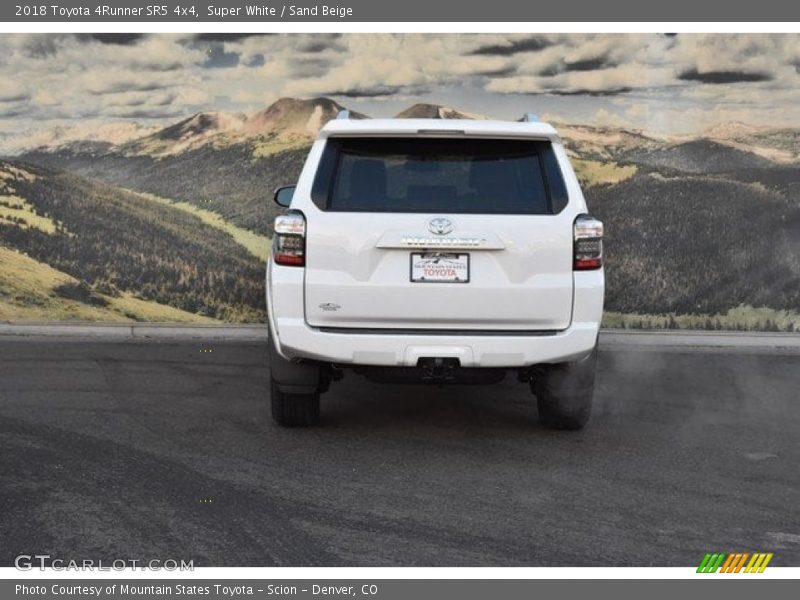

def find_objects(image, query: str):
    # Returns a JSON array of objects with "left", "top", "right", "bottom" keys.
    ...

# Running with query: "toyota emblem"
[{"left": 428, "top": 217, "right": 454, "bottom": 235}]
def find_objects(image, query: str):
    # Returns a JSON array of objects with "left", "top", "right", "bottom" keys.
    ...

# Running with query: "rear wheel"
[
  {"left": 268, "top": 333, "right": 324, "bottom": 427},
  {"left": 270, "top": 378, "right": 320, "bottom": 427},
  {"left": 532, "top": 344, "right": 597, "bottom": 430}
]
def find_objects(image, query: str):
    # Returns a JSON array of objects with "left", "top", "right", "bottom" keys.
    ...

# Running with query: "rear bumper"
[
  {"left": 271, "top": 319, "right": 599, "bottom": 367},
  {"left": 267, "top": 262, "right": 603, "bottom": 368}
]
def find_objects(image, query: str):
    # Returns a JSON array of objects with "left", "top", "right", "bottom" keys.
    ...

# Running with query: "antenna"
[
  {"left": 336, "top": 110, "right": 350, "bottom": 120},
  {"left": 521, "top": 113, "right": 539, "bottom": 123}
]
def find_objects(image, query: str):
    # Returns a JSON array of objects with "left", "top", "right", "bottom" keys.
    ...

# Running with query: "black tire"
[
  {"left": 270, "top": 377, "right": 320, "bottom": 427},
  {"left": 532, "top": 344, "right": 597, "bottom": 430}
]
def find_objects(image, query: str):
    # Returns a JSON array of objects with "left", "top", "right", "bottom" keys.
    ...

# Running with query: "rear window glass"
[{"left": 311, "top": 137, "right": 568, "bottom": 214}]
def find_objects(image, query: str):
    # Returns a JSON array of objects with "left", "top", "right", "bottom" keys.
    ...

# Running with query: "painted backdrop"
[{"left": 1, "top": 33, "right": 799, "bottom": 329}]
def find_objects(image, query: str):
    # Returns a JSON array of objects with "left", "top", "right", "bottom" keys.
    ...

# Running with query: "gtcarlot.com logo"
[
  {"left": 697, "top": 552, "right": 773, "bottom": 573},
  {"left": 15, "top": 554, "right": 194, "bottom": 571}
]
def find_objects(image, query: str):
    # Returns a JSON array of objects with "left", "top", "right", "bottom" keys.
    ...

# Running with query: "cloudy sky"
[{"left": 1, "top": 33, "right": 799, "bottom": 150}]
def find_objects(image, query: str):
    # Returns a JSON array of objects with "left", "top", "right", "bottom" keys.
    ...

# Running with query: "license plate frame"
[{"left": 410, "top": 252, "right": 470, "bottom": 284}]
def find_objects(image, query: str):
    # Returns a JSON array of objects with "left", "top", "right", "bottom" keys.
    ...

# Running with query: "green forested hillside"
[
  {"left": 587, "top": 172, "right": 800, "bottom": 315},
  {"left": 0, "top": 245, "right": 215, "bottom": 323},
  {"left": 620, "top": 139, "right": 776, "bottom": 173},
  {"left": 21, "top": 144, "right": 307, "bottom": 236},
  {"left": 0, "top": 160, "right": 265, "bottom": 321}
]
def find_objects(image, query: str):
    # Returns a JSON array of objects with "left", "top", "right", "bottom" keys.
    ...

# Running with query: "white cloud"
[{"left": 1, "top": 32, "right": 799, "bottom": 149}]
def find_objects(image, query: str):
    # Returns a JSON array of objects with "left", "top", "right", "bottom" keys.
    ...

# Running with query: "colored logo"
[{"left": 697, "top": 552, "right": 773, "bottom": 573}]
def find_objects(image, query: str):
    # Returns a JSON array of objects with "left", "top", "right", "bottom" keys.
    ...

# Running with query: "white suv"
[{"left": 267, "top": 113, "right": 604, "bottom": 429}]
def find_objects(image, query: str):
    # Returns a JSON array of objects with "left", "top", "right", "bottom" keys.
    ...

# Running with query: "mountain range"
[
  {"left": 13, "top": 97, "right": 800, "bottom": 166},
  {"left": 4, "top": 97, "right": 800, "bottom": 326}
]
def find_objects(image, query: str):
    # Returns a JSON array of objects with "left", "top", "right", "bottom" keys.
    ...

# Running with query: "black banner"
[
  {"left": 4, "top": 579, "right": 799, "bottom": 600},
  {"left": 3, "top": 0, "right": 800, "bottom": 22}
]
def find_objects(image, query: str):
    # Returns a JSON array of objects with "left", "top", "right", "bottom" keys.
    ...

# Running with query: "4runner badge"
[
  {"left": 428, "top": 217, "right": 454, "bottom": 235},
  {"left": 318, "top": 303, "right": 341, "bottom": 312}
]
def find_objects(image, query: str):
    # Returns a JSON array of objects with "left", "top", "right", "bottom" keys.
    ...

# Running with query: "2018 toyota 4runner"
[{"left": 267, "top": 112, "right": 604, "bottom": 429}]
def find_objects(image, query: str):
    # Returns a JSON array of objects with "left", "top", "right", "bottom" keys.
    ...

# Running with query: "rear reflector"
[
  {"left": 574, "top": 215, "right": 603, "bottom": 270},
  {"left": 273, "top": 212, "right": 306, "bottom": 267}
]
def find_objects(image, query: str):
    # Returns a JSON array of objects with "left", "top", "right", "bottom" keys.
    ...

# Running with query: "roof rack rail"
[
  {"left": 336, "top": 109, "right": 350, "bottom": 120},
  {"left": 521, "top": 113, "right": 539, "bottom": 123}
]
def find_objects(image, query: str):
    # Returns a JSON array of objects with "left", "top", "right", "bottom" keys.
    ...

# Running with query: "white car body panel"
[{"left": 267, "top": 117, "right": 604, "bottom": 367}]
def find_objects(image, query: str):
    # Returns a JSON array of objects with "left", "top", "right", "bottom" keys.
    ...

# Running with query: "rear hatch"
[{"left": 303, "top": 136, "right": 574, "bottom": 331}]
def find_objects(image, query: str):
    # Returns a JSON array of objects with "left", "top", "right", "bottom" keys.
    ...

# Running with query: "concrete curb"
[
  {"left": 0, "top": 322, "right": 269, "bottom": 341},
  {"left": 1, "top": 322, "right": 799, "bottom": 351},
  {"left": 599, "top": 330, "right": 800, "bottom": 352}
]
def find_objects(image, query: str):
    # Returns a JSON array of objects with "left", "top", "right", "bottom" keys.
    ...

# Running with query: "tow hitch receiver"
[{"left": 418, "top": 357, "right": 460, "bottom": 383}]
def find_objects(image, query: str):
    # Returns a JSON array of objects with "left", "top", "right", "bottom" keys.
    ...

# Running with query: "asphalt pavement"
[{"left": 1, "top": 337, "right": 798, "bottom": 566}]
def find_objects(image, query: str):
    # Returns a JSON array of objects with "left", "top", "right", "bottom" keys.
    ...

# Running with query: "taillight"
[
  {"left": 273, "top": 212, "right": 306, "bottom": 267},
  {"left": 573, "top": 215, "right": 603, "bottom": 270}
]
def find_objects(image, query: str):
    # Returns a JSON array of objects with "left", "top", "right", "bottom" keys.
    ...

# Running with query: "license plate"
[{"left": 410, "top": 252, "right": 470, "bottom": 283}]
